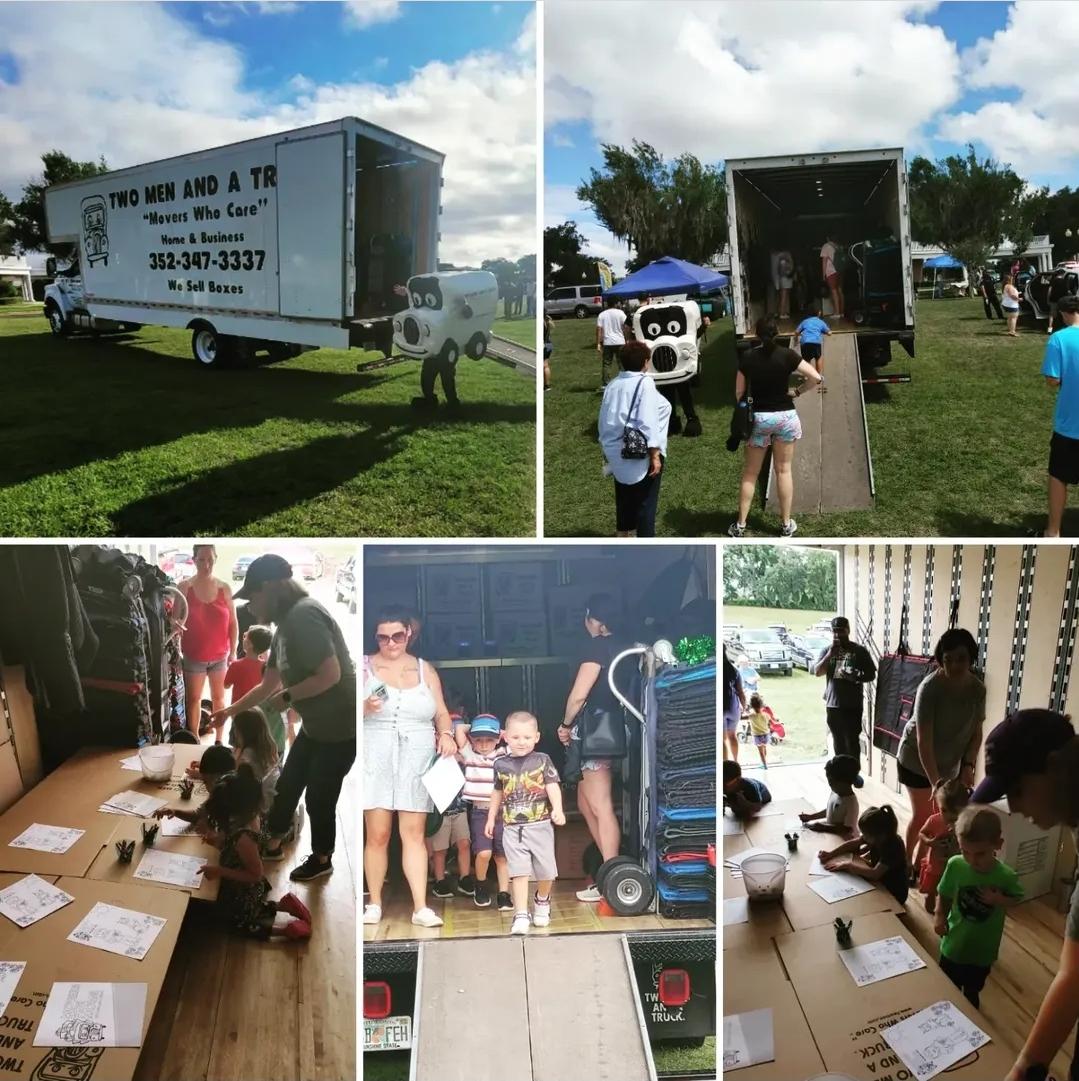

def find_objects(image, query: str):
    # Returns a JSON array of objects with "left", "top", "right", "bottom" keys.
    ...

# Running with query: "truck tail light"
[
  {"left": 658, "top": 969, "right": 691, "bottom": 1008},
  {"left": 364, "top": 981, "right": 391, "bottom": 1019}
]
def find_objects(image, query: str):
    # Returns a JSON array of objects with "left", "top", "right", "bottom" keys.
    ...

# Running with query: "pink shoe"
[
  {"left": 279, "top": 892, "right": 312, "bottom": 923},
  {"left": 283, "top": 919, "right": 311, "bottom": 941}
]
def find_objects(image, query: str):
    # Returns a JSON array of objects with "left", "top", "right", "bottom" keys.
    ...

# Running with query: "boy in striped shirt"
[{"left": 458, "top": 714, "right": 511, "bottom": 910}]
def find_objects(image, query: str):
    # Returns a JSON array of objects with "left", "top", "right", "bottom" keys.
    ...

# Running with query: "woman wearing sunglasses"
[{"left": 363, "top": 608, "right": 456, "bottom": 928}]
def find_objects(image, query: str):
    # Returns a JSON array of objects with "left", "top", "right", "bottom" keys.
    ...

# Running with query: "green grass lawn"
[
  {"left": 545, "top": 298, "right": 1064, "bottom": 536},
  {"left": 492, "top": 316, "right": 537, "bottom": 349},
  {"left": 726, "top": 605, "right": 835, "bottom": 766},
  {"left": 0, "top": 309, "right": 535, "bottom": 536}
]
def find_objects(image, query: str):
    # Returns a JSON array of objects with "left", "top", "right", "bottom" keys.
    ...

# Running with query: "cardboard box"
[
  {"left": 993, "top": 798, "right": 1063, "bottom": 901},
  {"left": 554, "top": 817, "right": 593, "bottom": 880},
  {"left": 486, "top": 562, "right": 545, "bottom": 613},
  {"left": 0, "top": 877, "right": 188, "bottom": 1081},
  {"left": 424, "top": 565, "right": 481, "bottom": 614},
  {"left": 776, "top": 911, "right": 1015, "bottom": 1080},
  {"left": 424, "top": 613, "right": 484, "bottom": 660},
  {"left": 491, "top": 613, "right": 548, "bottom": 657}
]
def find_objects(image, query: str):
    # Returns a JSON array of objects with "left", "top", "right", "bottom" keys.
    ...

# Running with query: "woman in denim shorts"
[
  {"left": 178, "top": 545, "right": 238, "bottom": 737},
  {"left": 729, "top": 316, "right": 823, "bottom": 539}
]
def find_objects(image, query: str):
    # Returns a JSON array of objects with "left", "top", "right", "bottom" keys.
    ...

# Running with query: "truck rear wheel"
[
  {"left": 45, "top": 301, "right": 70, "bottom": 338},
  {"left": 191, "top": 327, "right": 234, "bottom": 368}
]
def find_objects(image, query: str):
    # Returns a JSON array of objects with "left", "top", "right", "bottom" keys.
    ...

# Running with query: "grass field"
[
  {"left": 725, "top": 605, "right": 835, "bottom": 766},
  {"left": 544, "top": 298, "right": 1064, "bottom": 536},
  {"left": 0, "top": 307, "right": 535, "bottom": 536},
  {"left": 492, "top": 315, "right": 537, "bottom": 349}
]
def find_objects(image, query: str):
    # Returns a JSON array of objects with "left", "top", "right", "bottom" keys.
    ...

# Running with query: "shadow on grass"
[{"left": 930, "top": 508, "right": 1052, "bottom": 538}]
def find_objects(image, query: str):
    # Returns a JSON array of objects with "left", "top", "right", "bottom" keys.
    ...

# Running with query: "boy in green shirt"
[{"left": 934, "top": 805, "right": 1024, "bottom": 1007}]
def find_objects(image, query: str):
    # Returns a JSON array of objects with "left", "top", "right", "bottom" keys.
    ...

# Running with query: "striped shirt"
[{"left": 459, "top": 745, "right": 506, "bottom": 806}]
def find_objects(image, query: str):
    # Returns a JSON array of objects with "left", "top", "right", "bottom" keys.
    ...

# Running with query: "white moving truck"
[
  {"left": 43, "top": 117, "right": 443, "bottom": 367},
  {"left": 725, "top": 148, "right": 915, "bottom": 368}
]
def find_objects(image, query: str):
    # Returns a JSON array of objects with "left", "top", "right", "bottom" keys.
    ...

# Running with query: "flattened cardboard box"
[
  {"left": 724, "top": 973, "right": 824, "bottom": 1080},
  {"left": 777, "top": 911, "right": 1015, "bottom": 1080},
  {"left": 0, "top": 877, "right": 187, "bottom": 1081}
]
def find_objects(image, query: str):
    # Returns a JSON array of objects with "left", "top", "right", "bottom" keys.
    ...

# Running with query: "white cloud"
[
  {"left": 551, "top": 132, "right": 574, "bottom": 148},
  {"left": 0, "top": 2, "right": 534, "bottom": 268},
  {"left": 255, "top": 1, "right": 301, "bottom": 12},
  {"left": 343, "top": 0, "right": 401, "bottom": 30},
  {"left": 935, "top": 1, "right": 1079, "bottom": 174},
  {"left": 545, "top": 0, "right": 960, "bottom": 160},
  {"left": 515, "top": 6, "right": 536, "bottom": 55}
]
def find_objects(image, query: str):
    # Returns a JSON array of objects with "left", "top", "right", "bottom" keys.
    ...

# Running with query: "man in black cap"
[
  {"left": 971, "top": 709, "right": 1079, "bottom": 1081},
  {"left": 214, "top": 554, "right": 357, "bottom": 883},
  {"left": 814, "top": 616, "right": 876, "bottom": 775}
]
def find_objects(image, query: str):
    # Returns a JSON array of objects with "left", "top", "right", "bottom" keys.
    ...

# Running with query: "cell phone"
[{"left": 367, "top": 680, "right": 388, "bottom": 701}]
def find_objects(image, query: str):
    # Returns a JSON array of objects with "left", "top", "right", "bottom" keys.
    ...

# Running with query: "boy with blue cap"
[{"left": 458, "top": 713, "right": 511, "bottom": 910}]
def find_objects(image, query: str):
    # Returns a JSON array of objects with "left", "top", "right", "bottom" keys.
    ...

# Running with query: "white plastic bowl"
[
  {"left": 741, "top": 852, "right": 787, "bottom": 900},
  {"left": 139, "top": 745, "right": 175, "bottom": 783}
]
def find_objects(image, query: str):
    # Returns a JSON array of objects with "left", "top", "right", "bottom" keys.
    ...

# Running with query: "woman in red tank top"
[{"left": 178, "top": 545, "right": 238, "bottom": 737}]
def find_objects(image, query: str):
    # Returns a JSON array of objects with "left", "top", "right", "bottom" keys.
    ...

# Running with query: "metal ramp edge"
[{"left": 410, "top": 934, "right": 657, "bottom": 1081}]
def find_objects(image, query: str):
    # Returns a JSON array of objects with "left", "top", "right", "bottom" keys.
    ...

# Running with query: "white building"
[
  {"left": 911, "top": 235, "right": 1055, "bottom": 282},
  {"left": 0, "top": 254, "right": 33, "bottom": 301}
]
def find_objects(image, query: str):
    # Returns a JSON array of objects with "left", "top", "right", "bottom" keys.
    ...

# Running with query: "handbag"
[
  {"left": 621, "top": 377, "right": 650, "bottom": 460},
  {"left": 577, "top": 705, "right": 628, "bottom": 759},
  {"left": 727, "top": 371, "right": 755, "bottom": 450}
]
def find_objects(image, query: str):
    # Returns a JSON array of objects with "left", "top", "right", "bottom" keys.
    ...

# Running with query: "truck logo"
[{"left": 81, "top": 195, "right": 109, "bottom": 267}]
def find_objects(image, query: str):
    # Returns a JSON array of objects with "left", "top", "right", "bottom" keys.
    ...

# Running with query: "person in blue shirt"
[
  {"left": 792, "top": 303, "right": 832, "bottom": 389},
  {"left": 1042, "top": 295, "right": 1079, "bottom": 536}
]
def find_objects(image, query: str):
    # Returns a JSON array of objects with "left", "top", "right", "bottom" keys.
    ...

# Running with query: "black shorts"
[
  {"left": 1049, "top": 431, "right": 1079, "bottom": 486},
  {"left": 896, "top": 761, "right": 931, "bottom": 789},
  {"left": 800, "top": 343, "right": 822, "bottom": 361}
]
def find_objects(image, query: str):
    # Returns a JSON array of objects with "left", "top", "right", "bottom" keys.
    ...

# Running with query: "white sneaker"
[
  {"left": 511, "top": 911, "right": 531, "bottom": 935},
  {"left": 533, "top": 894, "right": 552, "bottom": 927},
  {"left": 575, "top": 885, "right": 603, "bottom": 903},
  {"left": 411, "top": 907, "right": 444, "bottom": 928},
  {"left": 363, "top": 904, "right": 382, "bottom": 925}
]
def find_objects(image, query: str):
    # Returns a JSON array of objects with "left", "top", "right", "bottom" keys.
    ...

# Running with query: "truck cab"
[{"left": 392, "top": 269, "right": 498, "bottom": 364}]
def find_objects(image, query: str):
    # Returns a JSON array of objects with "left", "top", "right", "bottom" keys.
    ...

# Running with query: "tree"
[
  {"left": 909, "top": 146, "right": 1047, "bottom": 274},
  {"left": 724, "top": 546, "right": 837, "bottom": 612},
  {"left": 12, "top": 150, "right": 110, "bottom": 254},
  {"left": 0, "top": 192, "right": 14, "bottom": 257},
  {"left": 481, "top": 257, "right": 520, "bottom": 296},
  {"left": 576, "top": 141, "right": 727, "bottom": 270},
  {"left": 544, "top": 221, "right": 596, "bottom": 287},
  {"left": 515, "top": 252, "right": 537, "bottom": 283},
  {"left": 1035, "top": 186, "right": 1079, "bottom": 263}
]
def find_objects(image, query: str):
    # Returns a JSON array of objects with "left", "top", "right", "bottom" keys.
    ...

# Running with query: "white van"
[
  {"left": 632, "top": 299, "right": 702, "bottom": 385},
  {"left": 392, "top": 270, "right": 498, "bottom": 364}
]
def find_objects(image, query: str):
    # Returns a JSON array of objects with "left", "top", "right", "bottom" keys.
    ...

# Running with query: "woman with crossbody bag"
[{"left": 598, "top": 340, "right": 672, "bottom": 537}]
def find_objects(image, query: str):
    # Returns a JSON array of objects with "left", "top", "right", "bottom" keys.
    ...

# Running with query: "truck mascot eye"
[
  {"left": 647, "top": 306, "right": 688, "bottom": 338},
  {"left": 412, "top": 292, "right": 423, "bottom": 308},
  {"left": 409, "top": 276, "right": 443, "bottom": 312},
  {"left": 645, "top": 322, "right": 662, "bottom": 339}
]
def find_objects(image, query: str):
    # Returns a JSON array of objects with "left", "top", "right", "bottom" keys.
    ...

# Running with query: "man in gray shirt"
[
  {"left": 972, "top": 709, "right": 1079, "bottom": 1081},
  {"left": 814, "top": 616, "right": 876, "bottom": 774}
]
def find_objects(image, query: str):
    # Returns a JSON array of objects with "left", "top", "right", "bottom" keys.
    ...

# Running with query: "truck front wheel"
[
  {"left": 465, "top": 333, "right": 488, "bottom": 360},
  {"left": 45, "top": 301, "right": 70, "bottom": 338},
  {"left": 191, "top": 327, "right": 234, "bottom": 368}
]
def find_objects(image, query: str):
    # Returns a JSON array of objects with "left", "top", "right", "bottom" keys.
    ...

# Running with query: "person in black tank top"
[{"left": 729, "top": 316, "right": 822, "bottom": 539}]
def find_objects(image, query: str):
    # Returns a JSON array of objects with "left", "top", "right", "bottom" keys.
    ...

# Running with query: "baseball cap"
[
  {"left": 831, "top": 616, "right": 850, "bottom": 630},
  {"left": 234, "top": 554, "right": 293, "bottom": 600},
  {"left": 585, "top": 592, "right": 619, "bottom": 627},
  {"left": 469, "top": 714, "right": 501, "bottom": 737},
  {"left": 971, "top": 709, "right": 1075, "bottom": 804}
]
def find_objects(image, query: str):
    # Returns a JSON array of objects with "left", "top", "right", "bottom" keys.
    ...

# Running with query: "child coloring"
[
  {"left": 231, "top": 707, "right": 281, "bottom": 818},
  {"left": 800, "top": 755, "right": 861, "bottom": 834},
  {"left": 819, "top": 805, "right": 909, "bottom": 905}
]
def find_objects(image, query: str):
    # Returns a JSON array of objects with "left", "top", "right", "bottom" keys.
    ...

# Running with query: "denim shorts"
[
  {"left": 182, "top": 655, "right": 228, "bottom": 675},
  {"left": 749, "top": 409, "right": 802, "bottom": 448}
]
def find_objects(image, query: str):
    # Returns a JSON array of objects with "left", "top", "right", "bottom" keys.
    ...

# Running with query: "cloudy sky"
[
  {"left": 0, "top": 0, "right": 535, "bottom": 267},
  {"left": 546, "top": 0, "right": 1079, "bottom": 274}
]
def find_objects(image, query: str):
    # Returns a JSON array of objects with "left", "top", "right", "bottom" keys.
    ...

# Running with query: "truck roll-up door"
[{"left": 276, "top": 131, "right": 347, "bottom": 320}]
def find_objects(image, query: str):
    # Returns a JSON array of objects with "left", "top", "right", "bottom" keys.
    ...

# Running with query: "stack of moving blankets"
[{"left": 655, "top": 659, "right": 716, "bottom": 919}]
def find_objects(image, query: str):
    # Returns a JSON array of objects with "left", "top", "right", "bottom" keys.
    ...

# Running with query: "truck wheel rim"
[
  {"left": 616, "top": 879, "right": 642, "bottom": 905},
  {"left": 196, "top": 332, "right": 216, "bottom": 363}
]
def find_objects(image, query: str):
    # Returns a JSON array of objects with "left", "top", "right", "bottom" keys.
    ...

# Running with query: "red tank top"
[{"left": 182, "top": 586, "right": 231, "bottom": 662}]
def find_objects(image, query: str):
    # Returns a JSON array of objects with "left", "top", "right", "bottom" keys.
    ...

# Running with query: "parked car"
[
  {"left": 766, "top": 623, "right": 791, "bottom": 646},
  {"left": 790, "top": 632, "right": 832, "bottom": 671},
  {"left": 277, "top": 546, "right": 324, "bottom": 581},
  {"left": 737, "top": 628, "right": 792, "bottom": 676},
  {"left": 335, "top": 556, "right": 356, "bottom": 613},
  {"left": 232, "top": 554, "right": 257, "bottom": 581},
  {"left": 722, "top": 624, "right": 743, "bottom": 650},
  {"left": 544, "top": 283, "right": 604, "bottom": 319},
  {"left": 159, "top": 550, "right": 196, "bottom": 582}
]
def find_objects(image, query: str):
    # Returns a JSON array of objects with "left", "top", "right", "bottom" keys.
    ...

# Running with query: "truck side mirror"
[{"left": 46, "top": 258, "right": 56, "bottom": 277}]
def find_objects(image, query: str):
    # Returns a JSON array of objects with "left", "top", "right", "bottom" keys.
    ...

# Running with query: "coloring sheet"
[
  {"left": 159, "top": 817, "right": 195, "bottom": 838},
  {"left": 67, "top": 902, "right": 167, "bottom": 961},
  {"left": 806, "top": 871, "right": 875, "bottom": 903},
  {"left": 839, "top": 935, "right": 927, "bottom": 987},
  {"left": 119, "top": 754, "right": 143, "bottom": 771},
  {"left": 883, "top": 1000, "right": 991, "bottom": 1080},
  {"left": 420, "top": 755, "right": 466, "bottom": 814},
  {"left": 133, "top": 850, "right": 205, "bottom": 890},
  {"left": 9, "top": 824, "right": 85, "bottom": 855},
  {"left": 34, "top": 982, "right": 147, "bottom": 1048},
  {"left": 98, "top": 791, "right": 167, "bottom": 817},
  {"left": 723, "top": 816, "right": 745, "bottom": 836},
  {"left": 0, "top": 962, "right": 26, "bottom": 1019},
  {"left": 0, "top": 875, "right": 75, "bottom": 928},
  {"left": 751, "top": 808, "right": 784, "bottom": 817},
  {"left": 808, "top": 854, "right": 834, "bottom": 876},
  {"left": 723, "top": 898, "right": 750, "bottom": 926},
  {"left": 722, "top": 1008, "right": 774, "bottom": 1071}
]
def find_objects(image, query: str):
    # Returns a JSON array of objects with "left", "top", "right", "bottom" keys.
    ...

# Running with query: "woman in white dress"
[{"left": 363, "top": 609, "right": 456, "bottom": 928}]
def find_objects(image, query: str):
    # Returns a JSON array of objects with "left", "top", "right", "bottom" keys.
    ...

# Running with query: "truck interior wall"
[{"left": 352, "top": 134, "right": 439, "bottom": 319}]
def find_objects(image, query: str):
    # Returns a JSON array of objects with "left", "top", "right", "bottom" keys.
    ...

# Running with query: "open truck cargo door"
[{"left": 276, "top": 130, "right": 348, "bottom": 321}]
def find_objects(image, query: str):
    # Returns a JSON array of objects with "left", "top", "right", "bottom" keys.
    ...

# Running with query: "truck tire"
[
  {"left": 191, "top": 327, "right": 234, "bottom": 368},
  {"left": 465, "top": 333, "right": 488, "bottom": 360},
  {"left": 45, "top": 301, "right": 70, "bottom": 338},
  {"left": 603, "top": 864, "right": 655, "bottom": 916},
  {"left": 574, "top": 304, "right": 588, "bottom": 319}
]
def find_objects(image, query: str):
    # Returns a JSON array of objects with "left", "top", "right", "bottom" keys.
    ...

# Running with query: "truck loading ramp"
[
  {"left": 766, "top": 332, "right": 874, "bottom": 516},
  {"left": 411, "top": 934, "right": 657, "bottom": 1081}
]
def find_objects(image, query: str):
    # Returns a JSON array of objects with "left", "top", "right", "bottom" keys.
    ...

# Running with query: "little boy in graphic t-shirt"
[{"left": 487, "top": 711, "right": 564, "bottom": 936}]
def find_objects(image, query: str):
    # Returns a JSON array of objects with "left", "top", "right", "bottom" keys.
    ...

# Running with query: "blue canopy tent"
[
  {"left": 923, "top": 253, "right": 965, "bottom": 298},
  {"left": 603, "top": 256, "right": 728, "bottom": 300}
]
